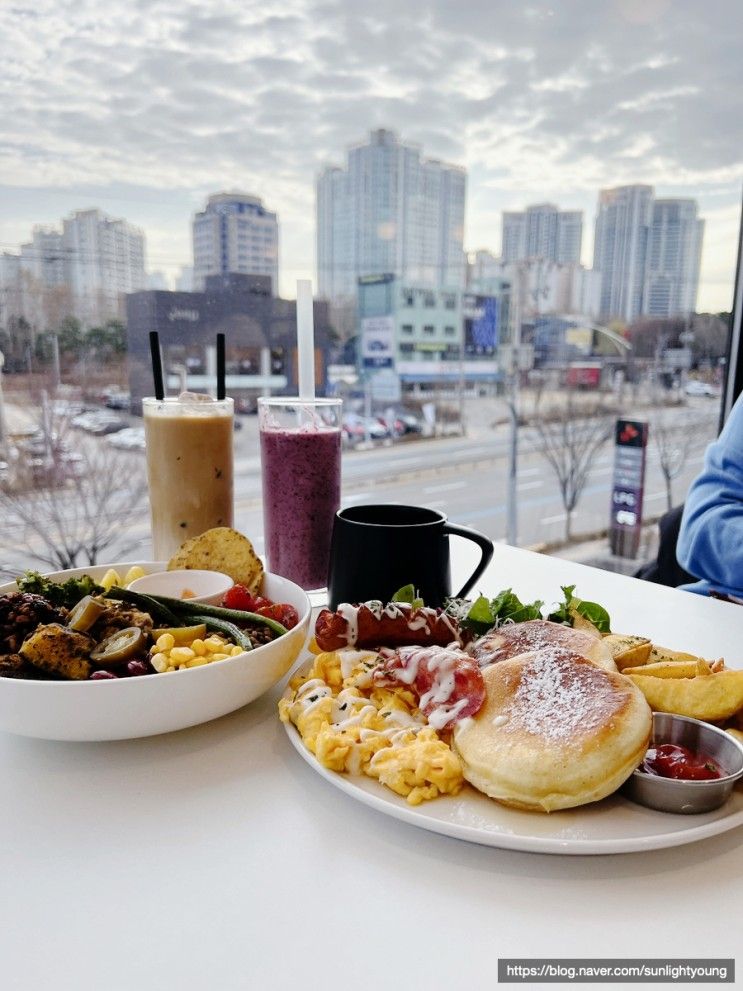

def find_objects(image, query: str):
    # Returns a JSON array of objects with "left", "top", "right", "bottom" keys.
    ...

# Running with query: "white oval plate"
[
  {"left": 0, "top": 563, "right": 310, "bottom": 741},
  {"left": 282, "top": 660, "right": 743, "bottom": 856}
]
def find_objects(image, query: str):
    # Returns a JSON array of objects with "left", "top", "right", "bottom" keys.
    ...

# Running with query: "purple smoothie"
[{"left": 260, "top": 426, "right": 341, "bottom": 589}]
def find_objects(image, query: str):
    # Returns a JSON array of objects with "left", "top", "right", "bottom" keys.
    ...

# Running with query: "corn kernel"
[
  {"left": 156, "top": 633, "right": 175, "bottom": 652},
  {"left": 170, "top": 646, "right": 195, "bottom": 663},
  {"left": 191, "top": 639, "right": 206, "bottom": 656},
  {"left": 151, "top": 654, "right": 168, "bottom": 673},
  {"left": 205, "top": 639, "right": 225, "bottom": 653},
  {"left": 186, "top": 656, "right": 209, "bottom": 667},
  {"left": 231, "top": 645, "right": 243, "bottom": 656},
  {"left": 211, "top": 652, "right": 228, "bottom": 661}
]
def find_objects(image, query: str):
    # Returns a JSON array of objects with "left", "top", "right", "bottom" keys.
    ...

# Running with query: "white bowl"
[
  {"left": 128, "top": 568, "right": 234, "bottom": 606},
  {"left": 0, "top": 563, "right": 311, "bottom": 741}
]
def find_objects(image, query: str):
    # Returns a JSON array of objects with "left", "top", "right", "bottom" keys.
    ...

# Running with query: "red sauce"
[{"left": 640, "top": 743, "right": 724, "bottom": 781}]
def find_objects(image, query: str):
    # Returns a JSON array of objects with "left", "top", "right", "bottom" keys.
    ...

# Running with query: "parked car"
[
  {"left": 685, "top": 380, "right": 717, "bottom": 398},
  {"left": 107, "top": 427, "right": 146, "bottom": 451}
]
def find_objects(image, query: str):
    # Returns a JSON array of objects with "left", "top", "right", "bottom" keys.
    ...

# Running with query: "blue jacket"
[{"left": 677, "top": 394, "right": 743, "bottom": 597}]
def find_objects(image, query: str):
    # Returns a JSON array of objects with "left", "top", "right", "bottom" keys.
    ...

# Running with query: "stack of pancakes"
[{"left": 454, "top": 621, "right": 652, "bottom": 812}]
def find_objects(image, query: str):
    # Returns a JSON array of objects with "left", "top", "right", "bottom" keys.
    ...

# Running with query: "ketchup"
[{"left": 640, "top": 743, "right": 724, "bottom": 781}]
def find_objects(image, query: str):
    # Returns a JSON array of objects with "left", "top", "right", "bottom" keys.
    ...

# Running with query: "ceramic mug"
[{"left": 327, "top": 503, "right": 494, "bottom": 609}]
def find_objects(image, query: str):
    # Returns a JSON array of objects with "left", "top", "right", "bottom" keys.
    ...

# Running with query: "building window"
[
  {"left": 444, "top": 295, "right": 457, "bottom": 310},
  {"left": 399, "top": 342, "right": 414, "bottom": 354},
  {"left": 444, "top": 326, "right": 456, "bottom": 336},
  {"left": 403, "top": 290, "right": 414, "bottom": 306},
  {"left": 423, "top": 325, "right": 435, "bottom": 334},
  {"left": 401, "top": 324, "right": 413, "bottom": 334},
  {"left": 424, "top": 293, "right": 435, "bottom": 307}
]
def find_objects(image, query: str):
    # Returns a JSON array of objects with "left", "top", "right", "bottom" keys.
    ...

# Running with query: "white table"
[{"left": 1, "top": 544, "right": 741, "bottom": 990}]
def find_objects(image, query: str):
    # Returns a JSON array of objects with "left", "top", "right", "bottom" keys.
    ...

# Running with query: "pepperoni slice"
[{"left": 374, "top": 645, "right": 485, "bottom": 730}]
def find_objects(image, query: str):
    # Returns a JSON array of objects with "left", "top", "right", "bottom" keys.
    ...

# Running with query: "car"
[
  {"left": 685, "top": 380, "right": 717, "bottom": 398},
  {"left": 107, "top": 427, "right": 146, "bottom": 451}
]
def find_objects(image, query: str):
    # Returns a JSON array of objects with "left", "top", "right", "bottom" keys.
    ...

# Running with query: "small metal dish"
[{"left": 624, "top": 713, "right": 743, "bottom": 814}]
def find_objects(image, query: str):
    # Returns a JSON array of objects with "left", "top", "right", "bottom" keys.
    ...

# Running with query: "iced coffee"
[{"left": 143, "top": 394, "right": 234, "bottom": 560}]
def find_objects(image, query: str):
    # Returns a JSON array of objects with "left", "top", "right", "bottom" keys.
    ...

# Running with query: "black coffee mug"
[{"left": 327, "top": 504, "right": 494, "bottom": 609}]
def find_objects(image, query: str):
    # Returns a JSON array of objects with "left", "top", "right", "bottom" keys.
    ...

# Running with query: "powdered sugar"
[{"left": 501, "top": 647, "right": 621, "bottom": 743}]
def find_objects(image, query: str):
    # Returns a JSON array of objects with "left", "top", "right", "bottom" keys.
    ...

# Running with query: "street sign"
[{"left": 609, "top": 418, "right": 649, "bottom": 559}]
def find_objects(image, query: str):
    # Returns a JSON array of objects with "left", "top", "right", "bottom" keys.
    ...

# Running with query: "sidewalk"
[{"left": 535, "top": 521, "right": 660, "bottom": 577}]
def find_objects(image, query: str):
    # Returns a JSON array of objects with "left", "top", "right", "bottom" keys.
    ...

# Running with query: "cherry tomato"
[
  {"left": 257, "top": 603, "right": 299, "bottom": 630},
  {"left": 223, "top": 584, "right": 255, "bottom": 611}
]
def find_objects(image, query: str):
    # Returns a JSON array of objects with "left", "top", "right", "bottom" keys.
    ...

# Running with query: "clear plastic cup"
[
  {"left": 143, "top": 394, "right": 234, "bottom": 560},
  {"left": 258, "top": 397, "right": 342, "bottom": 591}
]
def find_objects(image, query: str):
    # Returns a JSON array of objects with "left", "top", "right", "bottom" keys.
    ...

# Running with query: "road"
[{"left": 0, "top": 397, "right": 720, "bottom": 576}]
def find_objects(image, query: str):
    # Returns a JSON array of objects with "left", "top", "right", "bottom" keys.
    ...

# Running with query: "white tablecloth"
[{"left": 1, "top": 544, "right": 741, "bottom": 990}]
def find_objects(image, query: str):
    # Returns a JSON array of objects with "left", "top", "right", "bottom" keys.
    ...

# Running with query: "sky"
[{"left": 1, "top": 0, "right": 741, "bottom": 312}]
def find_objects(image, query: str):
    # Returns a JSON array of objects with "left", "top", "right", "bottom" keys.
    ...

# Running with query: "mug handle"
[{"left": 443, "top": 522, "right": 495, "bottom": 599}]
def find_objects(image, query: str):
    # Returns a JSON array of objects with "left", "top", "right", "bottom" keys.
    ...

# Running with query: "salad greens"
[
  {"left": 391, "top": 581, "right": 611, "bottom": 637},
  {"left": 446, "top": 589, "right": 543, "bottom": 636},
  {"left": 17, "top": 570, "right": 103, "bottom": 609},
  {"left": 391, "top": 584, "right": 424, "bottom": 610},
  {"left": 548, "top": 584, "right": 612, "bottom": 634}
]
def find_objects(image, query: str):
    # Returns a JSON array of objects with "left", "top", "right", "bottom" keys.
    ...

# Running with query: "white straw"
[{"left": 296, "top": 279, "right": 315, "bottom": 401}]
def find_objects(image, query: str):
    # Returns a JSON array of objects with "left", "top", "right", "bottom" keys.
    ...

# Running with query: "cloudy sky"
[{"left": 1, "top": 0, "right": 741, "bottom": 310}]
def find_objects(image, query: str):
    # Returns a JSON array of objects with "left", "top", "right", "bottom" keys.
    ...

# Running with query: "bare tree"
[
  {"left": 532, "top": 395, "right": 614, "bottom": 543},
  {"left": 651, "top": 415, "right": 698, "bottom": 512},
  {"left": 0, "top": 408, "right": 148, "bottom": 574}
]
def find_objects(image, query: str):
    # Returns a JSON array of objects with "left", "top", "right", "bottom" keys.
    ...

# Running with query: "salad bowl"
[{"left": 0, "top": 563, "right": 311, "bottom": 741}]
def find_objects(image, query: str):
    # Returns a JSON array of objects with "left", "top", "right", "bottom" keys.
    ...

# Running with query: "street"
[{"left": 0, "top": 396, "right": 720, "bottom": 577}]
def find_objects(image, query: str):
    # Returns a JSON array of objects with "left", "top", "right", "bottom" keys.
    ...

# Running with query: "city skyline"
[{"left": 1, "top": 1, "right": 740, "bottom": 312}]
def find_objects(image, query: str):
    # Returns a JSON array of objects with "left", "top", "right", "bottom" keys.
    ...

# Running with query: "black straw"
[
  {"left": 216, "top": 333, "right": 226, "bottom": 400},
  {"left": 149, "top": 331, "right": 165, "bottom": 400}
]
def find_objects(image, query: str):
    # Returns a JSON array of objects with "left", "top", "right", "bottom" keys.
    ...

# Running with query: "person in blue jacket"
[{"left": 677, "top": 393, "right": 743, "bottom": 599}]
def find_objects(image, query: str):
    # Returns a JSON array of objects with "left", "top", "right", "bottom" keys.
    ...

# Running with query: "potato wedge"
[
  {"left": 628, "top": 669, "right": 743, "bottom": 721},
  {"left": 622, "top": 659, "right": 712, "bottom": 679},
  {"left": 649, "top": 645, "right": 702, "bottom": 664},
  {"left": 570, "top": 611, "right": 602, "bottom": 638},
  {"left": 602, "top": 634, "right": 652, "bottom": 671}
]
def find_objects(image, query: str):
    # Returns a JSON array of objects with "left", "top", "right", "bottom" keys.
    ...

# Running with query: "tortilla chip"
[
  {"left": 168, "top": 527, "right": 264, "bottom": 594},
  {"left": 627, "top": 669, "right": 743, "bottom": 722}
]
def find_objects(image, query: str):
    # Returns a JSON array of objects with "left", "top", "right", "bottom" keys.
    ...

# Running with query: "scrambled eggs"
[{"left": 279, "top": 649, "right": 464, "bottom": 805}]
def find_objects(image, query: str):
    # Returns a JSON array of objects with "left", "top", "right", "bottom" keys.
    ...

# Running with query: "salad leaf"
[
  {"left": 449, "top": 588, "right": 544, "bottom": 636},
  {"left": 573, "top": 599, "right": 611, "bottom": 634},
  {"left": 548, "top": 584, "right": 611, "bottom": 634},
  {"left": 391, "top": 584, "right": 424, "bottom": 609},
  {"left": 17, "top": 570, "right": 103, "bottom": 609}
]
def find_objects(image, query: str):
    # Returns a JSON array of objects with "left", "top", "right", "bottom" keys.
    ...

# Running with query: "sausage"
[{"left": 315, "top": 602, "right": 462, "bottom": 651}]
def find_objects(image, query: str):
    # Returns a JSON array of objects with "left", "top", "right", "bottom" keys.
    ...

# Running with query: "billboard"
[
  {"left": 463, "top": 295, "right": 499, "bottom": 355},
  {"left": 361, "top": 315, "right": 395, "bottom": 368}
]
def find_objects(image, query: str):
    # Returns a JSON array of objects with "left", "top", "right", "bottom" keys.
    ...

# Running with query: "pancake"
[
  {"left": 452, "top": 648, "right": 652, "bottom": 812},
  {"left": 468, "top": 619, "right": 618, "bottom": 672}
]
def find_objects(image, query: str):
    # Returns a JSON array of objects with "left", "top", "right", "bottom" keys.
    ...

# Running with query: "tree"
[
  {"left": 57, "top": 316, "right": 86, "bottom": 357},
  {"left": 532, "top": 395, "right": 614, "bottom": 543},
  {"left": 0, "top": 407, "right": 148, "bottom": 572},
  {"left": 652, "top": 414, "right": 697, "bottom": 511}
]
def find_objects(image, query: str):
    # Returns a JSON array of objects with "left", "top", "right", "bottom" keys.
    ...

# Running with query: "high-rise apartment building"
[
  {"left": 63, "top": 209, "right": 147, "bottom": 326},
  {"left": 501, "top": 204, "right": 582, "bottom": 264},
  {"left": 643, "top": 199, "right": 704, "bottom": 318},
  {"left": 593, "top": 187, "right": 703, "bottom": 322},
  {"left": 192, "top": 193, "right": 279, "bottom": 292},
  {"left": 0, "top": 210, "right": 146, "bottom": 332},
  {"left": 501, "top": 212, "right": 526, "bottom": 262},
  {"left": 593, "top": 185, "right": 654, "bottom": 322},
  {"left": 316, "top": 129, "right": 466, "bottom": 303}
]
